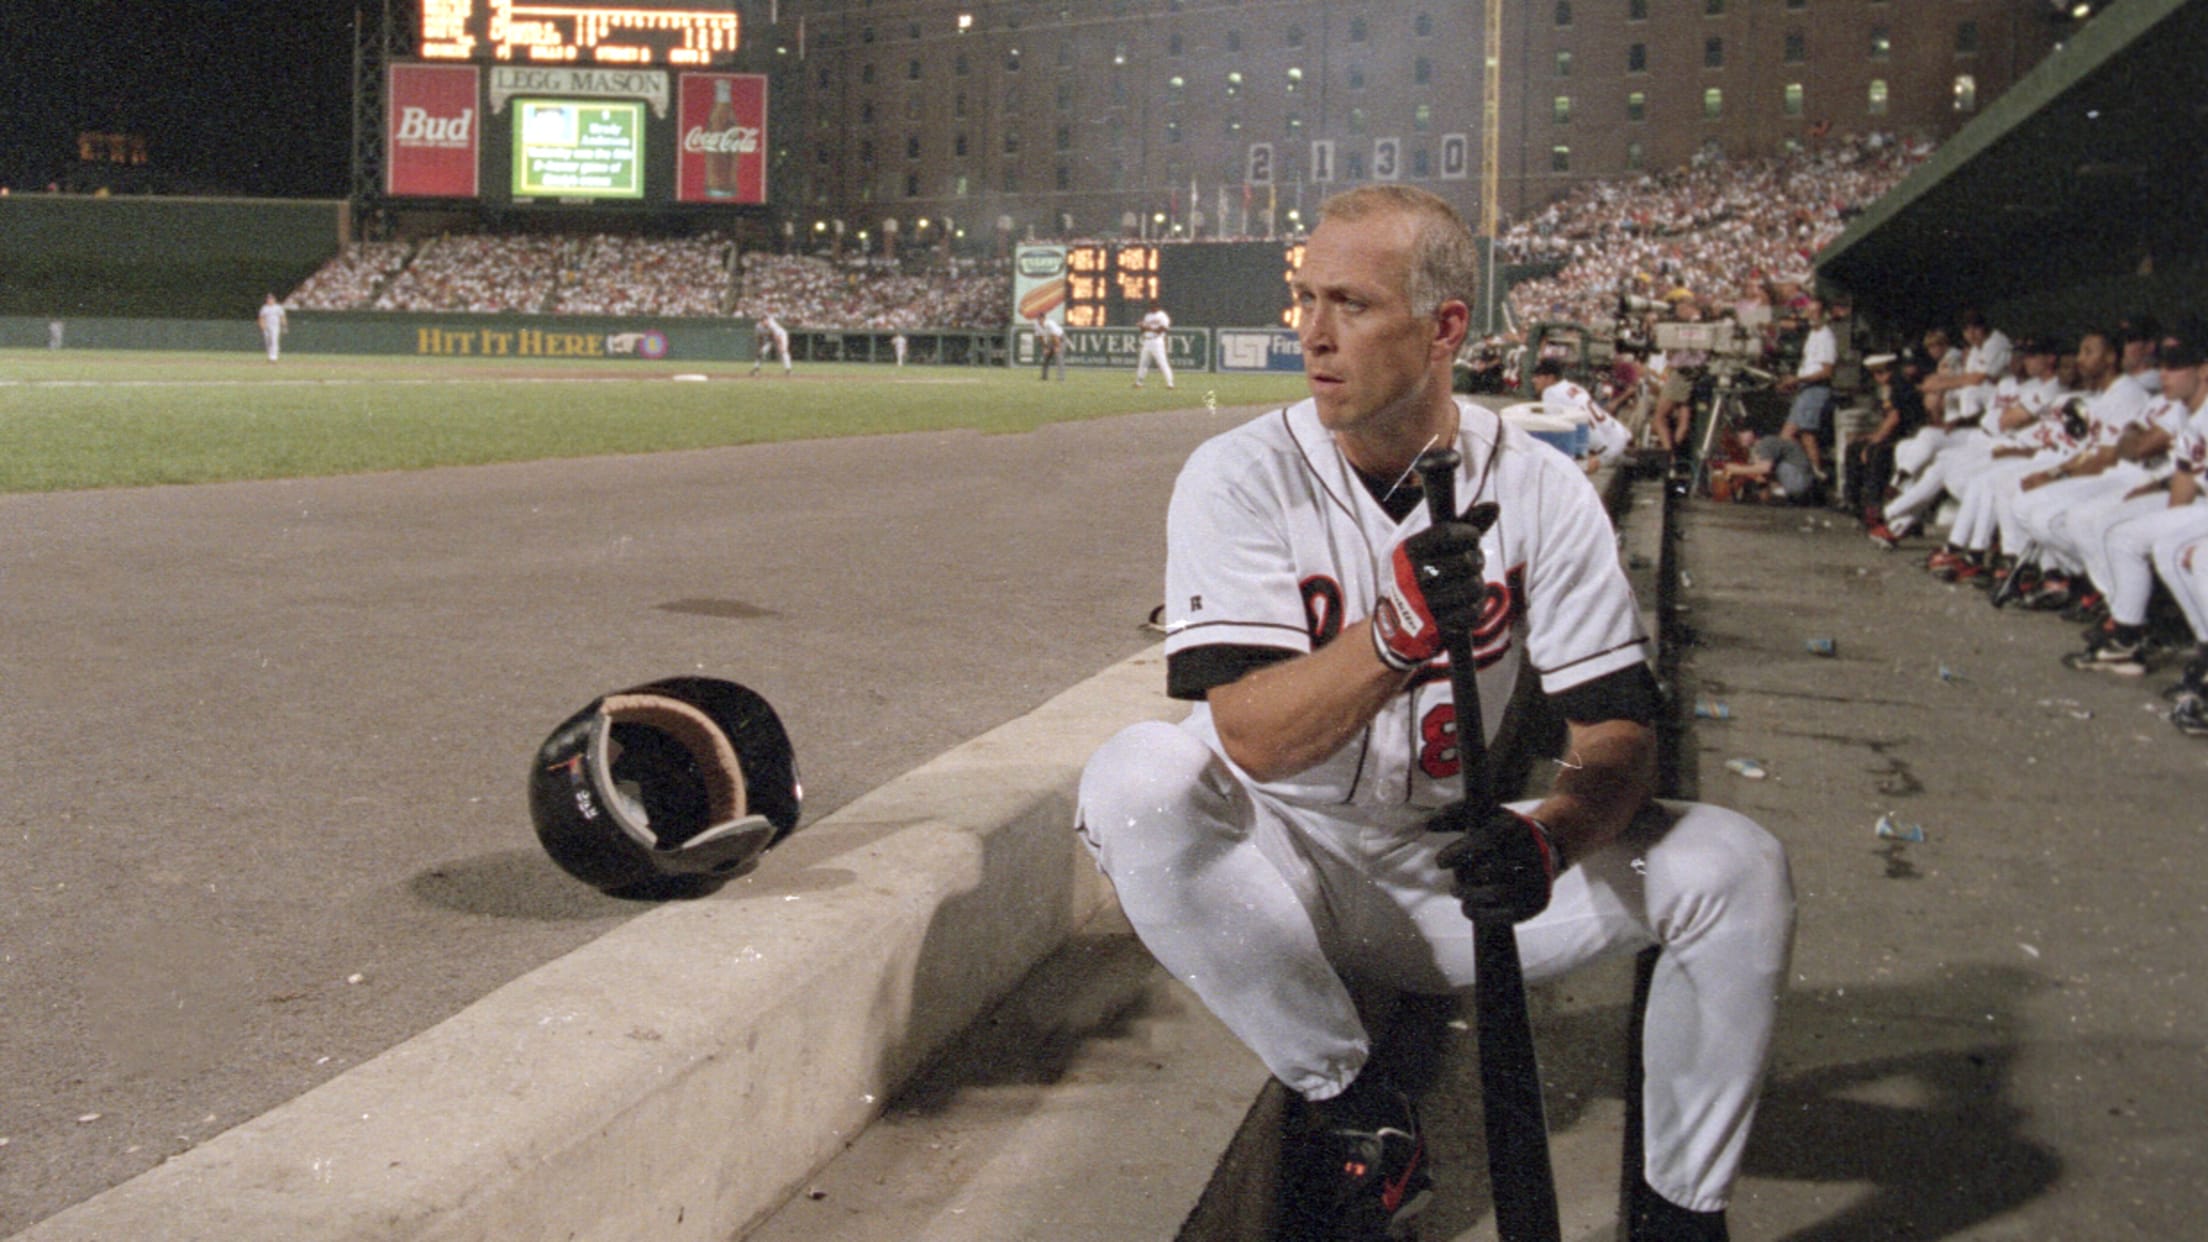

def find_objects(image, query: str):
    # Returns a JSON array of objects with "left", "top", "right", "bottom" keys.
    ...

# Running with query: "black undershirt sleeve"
[
  {"left": 1169, "top": 643, "right": 1660, "bottom": 726},
  {"left": 1550, "top": 661, "right": 1661, "bottom": 727},
  {"left": 1167, "top": 643, "right": 1299, "bottom": 701}
]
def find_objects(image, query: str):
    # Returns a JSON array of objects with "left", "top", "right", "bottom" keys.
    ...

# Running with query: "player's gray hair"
[{"left": 1316, "top": 185, "right": 1479, "bottom": 319}]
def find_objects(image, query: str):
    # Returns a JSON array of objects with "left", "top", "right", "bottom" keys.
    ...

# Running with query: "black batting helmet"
[{"left": 528, "top": 677, "right": 801, "bottom": 896}]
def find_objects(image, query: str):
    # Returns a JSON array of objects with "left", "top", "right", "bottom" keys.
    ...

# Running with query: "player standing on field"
[
  {"left": 1036, "top": 315, "right": 1067, "bottom": 382},
  {"left": 258, "top": 293, "right": 287, "bottom": 363},
  {"left": 749, "top": 313, "right": 792, "bottom": 377},
  {"left": 1076, "top": 185, "right": 1793, "bottom": 1241},
  {"left": 1134, "top": 301, "right": 1175, "bottom": 389}
]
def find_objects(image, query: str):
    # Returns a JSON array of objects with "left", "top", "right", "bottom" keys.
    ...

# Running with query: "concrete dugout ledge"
[{"left": 11, "top": 649, "right": 1184, "bottom": 1242}]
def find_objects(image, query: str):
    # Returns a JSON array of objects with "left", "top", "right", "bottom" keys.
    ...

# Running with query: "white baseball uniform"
[
  {"left": 752, "top": 314, "right": 792, "bottom": 374},
  {"left": 2154, "top": 529, "right": 2208, "bottom": 643},
  {"left": 2093, "top": 394, "right": 2208, "bottom": 626},
  {"left": 2013, "top": 376, "right": 2161, "bottom": 572},
  {"left": 1077, "top": 397, "right": 1795, "bottom": 1212},
  {"left": 1893, "top": 346, "right": 1972, "bottom": 480},
  {"left": 1135, "top": 308, "right": 1175, "bottom": 388},
  {"left": 1947, "top": 393, "right": 2083, "bottom": 554},
  {"left": 258, "top": 299, "right": 287, "bottom": 362},
  {"left": 1542, "top": 377, "right": 1628, "bottom": 467},
  {"left": 1885, "top": 373, "right": 2065, "bottom": 533}
]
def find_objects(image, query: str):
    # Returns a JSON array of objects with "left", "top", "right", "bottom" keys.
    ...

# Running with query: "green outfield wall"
[
  {"left": 1, "top": 312, "right": 760, "bottom": 362},
  {"left": 0, "top": 196, "right": 347, "bottom": 319}
]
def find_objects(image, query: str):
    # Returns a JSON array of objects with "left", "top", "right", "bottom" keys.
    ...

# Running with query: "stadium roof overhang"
[{"left": 1816, "top": 0, "right": 2208, "bottom": 325}]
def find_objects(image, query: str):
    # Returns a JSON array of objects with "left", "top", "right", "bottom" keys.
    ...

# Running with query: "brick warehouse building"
[{"left": 762, "top": 0, "right": 2072, "bottom": 249}]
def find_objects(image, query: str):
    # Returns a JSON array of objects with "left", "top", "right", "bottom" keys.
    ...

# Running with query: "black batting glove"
[{"left": 1433, "top": 804, "right": 1560, "bottom": 925}]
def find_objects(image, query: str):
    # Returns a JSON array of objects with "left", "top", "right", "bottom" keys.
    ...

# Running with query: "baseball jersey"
[
  {"left": 1038, "top": 318, "right": 1065, "bottom": 344},
  {"left": 2002, "top": 378, "right": 2079, "bottom": 453},
  {"left": 1957, "top": 330, "right": 2012, "bottom": 420},
  {"left": 1160, "top": 398, "right": 1648, "bottom": 818},
  {"left": 1140, "top": 309, "right": 1171, "bottom": 340},
  {"left": 1539, "top": 378, "right": 1596, "bottom": 419},
  {"left": 2178, "top": 395, "right": 2208, "bottom": 477},
  {"left": 1543, "top": 378, "right": 1629, "bottom": 464},
  {"left": 2131, "top": 393, "right": 2203, "bottom": 479},
  {"left": 2087, "top": 373, "right": 2154, "bottom": 449}
]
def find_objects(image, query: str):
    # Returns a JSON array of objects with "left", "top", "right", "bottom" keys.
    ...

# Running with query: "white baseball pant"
[
  {"left": 1135, "top": 338, "right": 1174, "bottom": 387},
  {"left": 2153, "top": 530, "right": 2208, "bottom": 641},
  {"left": 1076, "top": 719, "right": 1795, "bottom": 1213}
]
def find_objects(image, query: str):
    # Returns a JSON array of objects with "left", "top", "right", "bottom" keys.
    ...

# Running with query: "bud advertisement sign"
[
  {"left": 675, "top": 73, "right": 767, "bottom": 204},
  {"left": 388, "top": 63, "right": 480, "bottom": 198}
]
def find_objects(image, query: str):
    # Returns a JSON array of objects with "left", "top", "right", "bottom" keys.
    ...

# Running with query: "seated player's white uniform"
[
  {"left": 1947, "top": 398, "right": 2084, "bottom": 555},
  {"left": 1542, "top": 376, "right": 1630, "bottom": 468},
  {"left": 2060, "top": 392, "right": 2205, "bottom": 596},
  {"left": 2012, "top": 374, "right": 2156, "bottom": 572},
  {"left": 1885, "top": 368, "right": 2063, "bottom": 534},
  {"left": 2084, "top": 393, "right": 2208, "bottom": 627},
  {"left": 1077, "top": 397, "right": 1795, "bottom": 1213}
]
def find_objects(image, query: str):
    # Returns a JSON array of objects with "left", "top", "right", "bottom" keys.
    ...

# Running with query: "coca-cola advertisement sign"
[
  {"left": 388, "top": 63, "right": 480, "bottom": 198},
  {"left": 676, "top": 73, "right": 767, "bottom": 204}
]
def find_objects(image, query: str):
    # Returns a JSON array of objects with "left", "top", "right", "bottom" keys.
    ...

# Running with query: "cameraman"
[
  {"left": 1775, "top": 300, "right": 1838, "bottom": 487},
  {"left": 1649, "top": 297, "right": 1711, "bottom": 457}
]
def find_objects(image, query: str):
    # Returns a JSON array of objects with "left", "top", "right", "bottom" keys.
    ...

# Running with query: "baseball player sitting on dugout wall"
[{"left": 1077, "top": 186, "right": 1795, "bottom": 1242}]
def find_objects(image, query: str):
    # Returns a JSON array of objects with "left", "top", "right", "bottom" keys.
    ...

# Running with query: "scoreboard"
[
  {"left": 419, "top": 1, "right": 742, "bottom": 66},
  {"left": 1061, "top": 241, "right": 1303, "bottom": 329}
]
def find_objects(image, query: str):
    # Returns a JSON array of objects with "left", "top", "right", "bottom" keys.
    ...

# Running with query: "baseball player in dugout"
[{"left": 1077, "top": 186, "right": 1795, "bottom": 1241}]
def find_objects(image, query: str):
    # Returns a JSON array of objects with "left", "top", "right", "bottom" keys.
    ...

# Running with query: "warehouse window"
[
  {"left": 1704, "top": 87, "right": 1723, "bottom": 118},
  {"left": 1953, "top": 74, "right": 1977, "bottom": 112},
  {"left": 1868, "top": 78, "right": 1888, "bottom": 115},
  {"left": 1783, "top": 82, "right": 1804, "bottom": 116},
  {"left": 1627, "top": 90, "right": 1646, "bottom": 122},
  {"left": 1557, "top": 50, "right": 1572, "bottom": 77},
  {"left": 1554, "top": 95, "right": 1572, "bottom": 124},
  {"left": 1555, "top": 3, "right": 1572, "bottom": 28},
  {"left": 1705, "top": 37, "right": 1723, "bottom": 69},
  {"left": 1785, "top": 32, "right": 1805, "bottom": 63},
  {"left": 1551, "top": 144, "right": 1570, "bottom": 172},
  {"left": 1629, "top": 43, "right": 1646, "bottom": 73}
]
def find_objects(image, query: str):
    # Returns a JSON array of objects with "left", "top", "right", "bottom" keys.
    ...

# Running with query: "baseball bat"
[{"left": 1414, "top": 447, "right": 1562, "bottom": 1242}]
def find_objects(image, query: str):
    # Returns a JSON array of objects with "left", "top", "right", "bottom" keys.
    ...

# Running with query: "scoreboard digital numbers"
[
  {"left": 1062, "top": 241, "right": 1299, "bottom": 328},
  {"left": 420, "top": 1, "right": 742, "bottom": 66}
]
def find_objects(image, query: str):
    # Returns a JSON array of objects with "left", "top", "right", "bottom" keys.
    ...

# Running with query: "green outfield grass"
[{"left": 0, "top": 351, "right": 1308, "bottom": 493}]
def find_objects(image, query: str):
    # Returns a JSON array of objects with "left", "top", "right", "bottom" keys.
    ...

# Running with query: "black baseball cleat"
[
  {"left": 1285, "top": 1078, "right": 1434, "bottom": 1241},
  {"left": 2171, "top": 693, "right": 2208, "bottom": 737},
  {"left": 1628, "top": 1178, "right": 1730, "bottom": 1241}
]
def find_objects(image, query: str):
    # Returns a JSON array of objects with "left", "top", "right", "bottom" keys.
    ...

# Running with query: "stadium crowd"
[
  {"left": 284, "top": 231, "right": 1012, "bottom": 328},
  {"left": 727, "top": 252, "right": 1011, "bottom": 329},
  {"left": 1499, "top": 132, "right": 1934, "bottom": 330}
]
